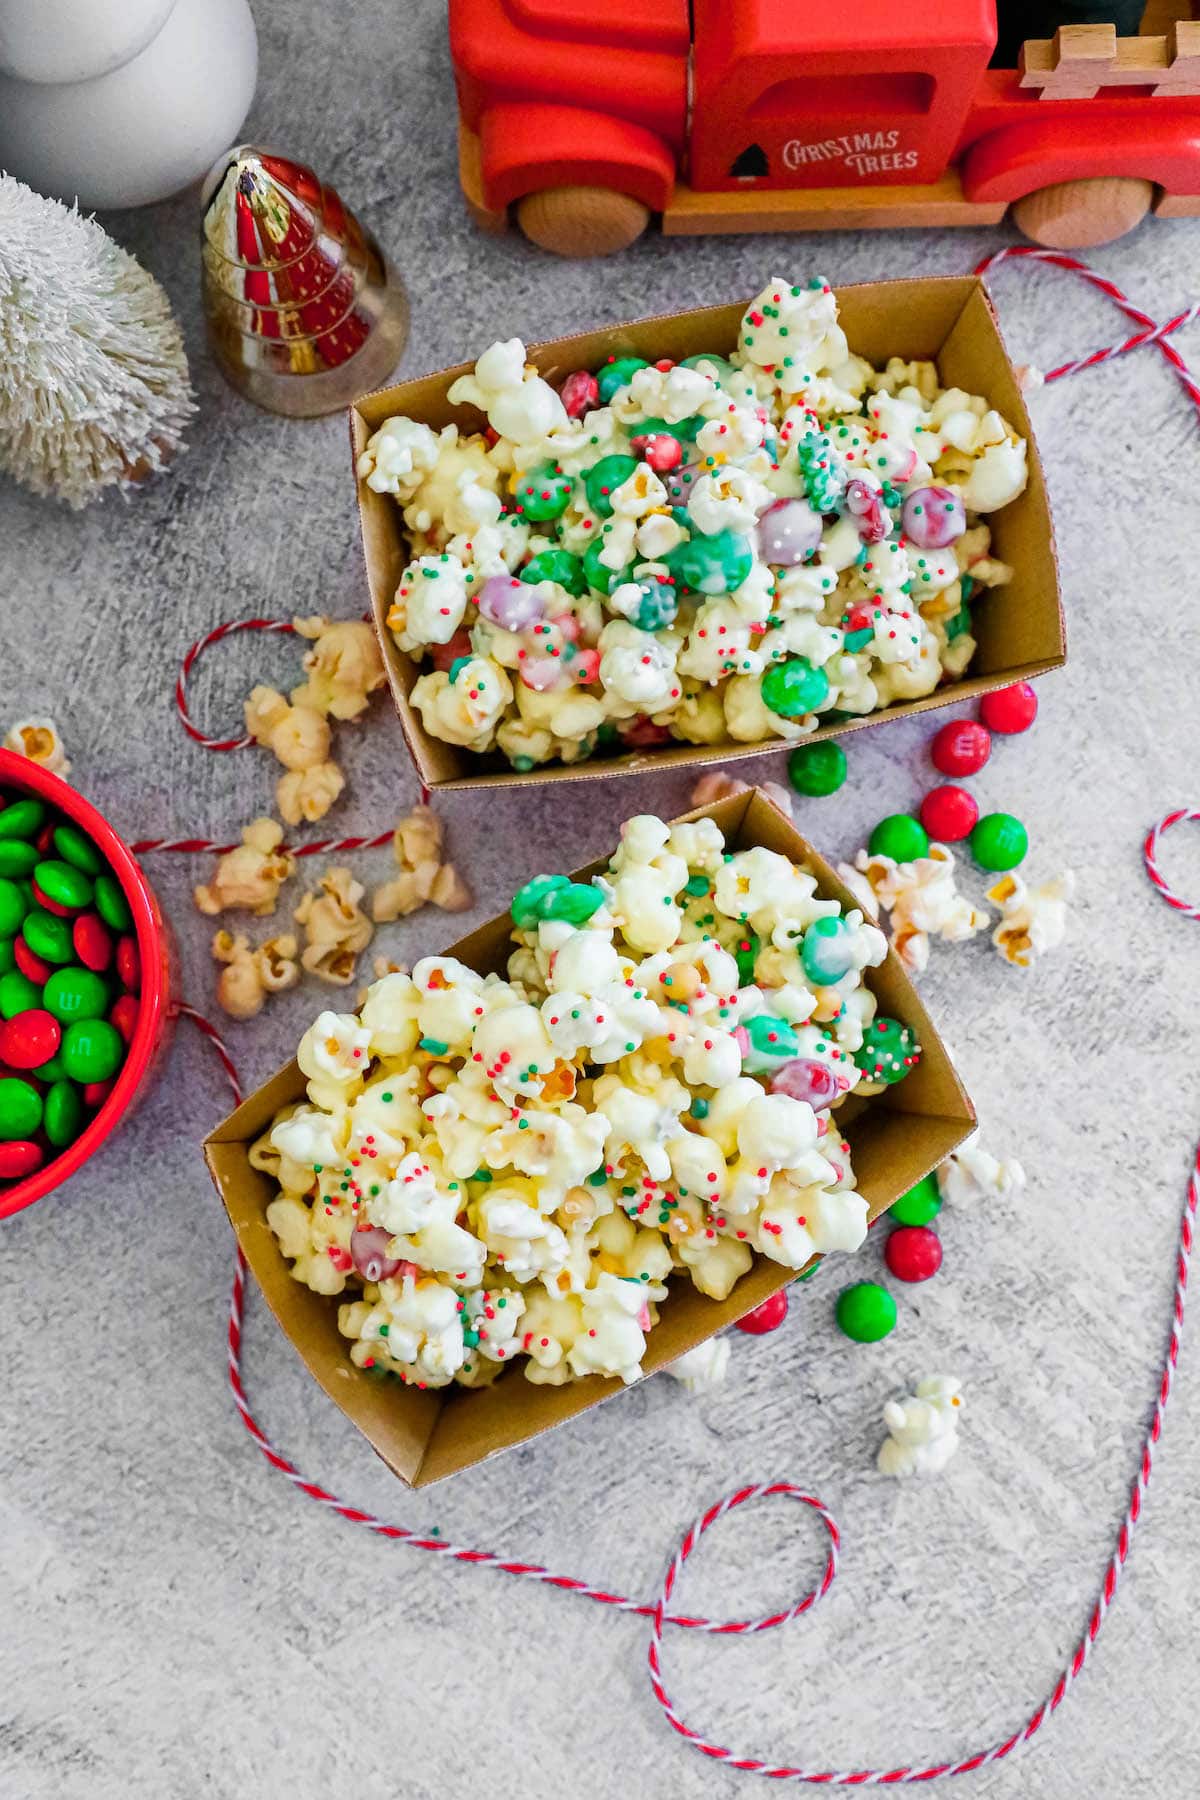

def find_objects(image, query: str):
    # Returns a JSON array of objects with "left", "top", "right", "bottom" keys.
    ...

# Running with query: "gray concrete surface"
[{"left": 4, "top": 3, "right": 1200, "bottom": 1795}]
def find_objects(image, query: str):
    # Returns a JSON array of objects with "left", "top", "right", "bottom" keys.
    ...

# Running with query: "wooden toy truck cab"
[{"left": 451, "top": 0, "right": 1200, "bottom": 253}]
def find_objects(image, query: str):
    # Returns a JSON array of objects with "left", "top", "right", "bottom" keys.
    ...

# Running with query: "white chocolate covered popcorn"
[
  {"left": 361, "top": 273, "right": 1024, "bottom": 770},
  {"left": 877, "top": 1375, "right": 963, "bottom": 1479},
  {"left": 260, "top": 814, "right": 922, "bottom": 1390}
]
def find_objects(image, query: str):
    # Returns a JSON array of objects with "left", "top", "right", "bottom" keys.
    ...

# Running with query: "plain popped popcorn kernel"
[
  {"left": 258, "top": 813, "right": 913, "bottom": 1391},
  {"left": 365, "top": 275, "right": 1026, "bottom": 771}
]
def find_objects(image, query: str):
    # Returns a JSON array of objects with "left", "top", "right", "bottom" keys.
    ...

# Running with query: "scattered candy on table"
[
  {"left": 930, "top": 717, "right": 991, "bottom": 777},
  {"left": 890, "top": 1172, "right": 943, "bottom": 1227},
  {"left": 358, "top": 274, "right": 1028, "bottom": 770},
  {"left": 787, "top": 740, "right": 847, "bottom": 798},
  {"left": 258, "top": 811, "right": 919, "bottom": 1389},
  {"left": 919, "top": 784, "right": 978, "bottom": 843},
  {"left": 836, "top": 1281, "right": 897, "bottom": 1342},
  {"left": 0, "top": 784, "right": 140, "bottom": 1186},
  {"left": 734, "top": 1288, "right": 790, "bottom": 1335},
  {"left": 877, "top": 1374, "right": 963, "bottom": 1478},
  {"left": 971, "top": 811, "right": 1028, "bottom": 873},
  {"left": 868, "top": 814, "right": 930, "bottom": 863},
  {"left": 980, "top": 681, "right": 1038, "bottom": 735},
  {"left": 884, "top": 1224, "right": 944, "bottom": 1283}
]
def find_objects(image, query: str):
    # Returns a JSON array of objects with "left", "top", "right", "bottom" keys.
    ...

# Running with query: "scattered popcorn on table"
[
  {"left": 212, "top": 929, "right": 301, "bottom": 1020},
  {"left": 359, "top": 275, "right": 1027, "bottom": 771},
  {"left": 664, "top": 1337, "right": 731, "bottom": 1392},
  {"left": 988, "top": 869, "right": 1074, "bottom": 968},
  {"left": 244, "top": 685, "right": 345, "bottom": 826},
  {"left": 294, "top": 867, "right": 374, "bottom": 985},
  {"left": 877, "top": 1374, "right": 963, "bottom": 1478},
  {"left": 257, "top": 812, "right": 918, "bottom": 1389},
  {"left": 193, "top": 817, "right": 295, "bottom": 917},
  {"left": 372, "top": 805, "right": 473, "bottom": 923},
  {"left": 290, "top": 615, "right": 386, "bottom": 721},
  {"left": 937, "top": 1130, "right": 1026, "bottom": 1210},
  {"left": 689, "top": 767, "right": 794, "bottom": 819},
  {"left": 839, "top": 842, "right": 988, "bottom": 975},
  {"left": 4, "top": 717, "right": 71, "bottom": 780}
]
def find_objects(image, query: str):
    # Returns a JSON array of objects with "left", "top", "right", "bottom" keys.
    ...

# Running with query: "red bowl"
[{"left": 0, "top": 749, "right": 176, "bottom": 1221}]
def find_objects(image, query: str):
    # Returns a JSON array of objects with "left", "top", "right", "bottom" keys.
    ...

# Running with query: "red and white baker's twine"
[{"left": 162, "top": 252, "right": 1200, "bottom": 1779}]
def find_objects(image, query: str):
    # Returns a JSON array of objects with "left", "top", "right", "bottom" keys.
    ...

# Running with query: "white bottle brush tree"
[{"left": 0, "top": 174, "right": 194, "bottom": 507}]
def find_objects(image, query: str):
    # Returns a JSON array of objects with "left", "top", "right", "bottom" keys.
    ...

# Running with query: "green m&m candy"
[
  {"left": 891, "top": 1173, "right": 942, "bottom": 1228},
  {"left": 582, "top": 533, "right": 633, "bottom": 597},
  {"left": 60, "top": 1018, "right": 124, "bottom": 1083},
  {"left": 539, "top": 882, "right": 605, "bottom": 926},
  {"left": 855, "top": 1016, "right": 921, "bottom": 1085},
  {"left": 34, "top": 859, "right": 94, "bottom": 912},
  {"left": 94, "top": 873, "right": 133, "bottom": 932},
  {"left": 52, "top": 822, "right": 105, "bottom": 876},
  {"left": 0, "top": 840, "right": 39, "bottom": 877},
  {"left": 595, "top": 356, "right": 647, "bottom": 404},
  {"left": 788, "top": 741, "right": 847, "bottom": 797},
  {"left": 0, "top": 877, "right": 28, "bottom": 937},
  {"left": 0, "top": 1076, "right": 43, "bottom": 1140},
  {"left": 511, "top": 461, "right": 573, "bottom": 522},
  {"left": 0, "top": 798, "right": 45, "bottom": 840},
  {"left": 0, "top": 941, "right": 14, "bottom": 976},
  {"left": 868, "top": 814, "right": 929, "bottom": 863},
  {"left": 43, "top": 1080, "right": 85, "bottom": 1149},
  {"left": 665, "top": 528, "right": 753, "bottom": 595},
  {"left": 583, "top": 454, "right": 640, "bottom": 519},
  {"left": 31, "top": 1052, "right": 69, "bottom": 1082},
  {"left": 739, "top": 1011, "right": 800, "bottom": 1073},
  {"left": 0, "top": 969, "right": 42, "bottom": 1019},
  {"left": 22, "top": 910, "right": 74, "bottom": 964},
  {"left": 800, "top": 916, "right": 855, "bottom": 985},
  {"left": 970, "top": 812, "right": 1028, "bottom": 873},
  {"left": 522, "top": 549, "right": 586, "bottom": 597},
  {"left": 43, "top": 967, "right": 110, "bottom": 1023},
  {"left": 836, "top": 1281, "right": 897, "bottom": 1343},
  {"left": 511, "top": 873, "right": 568, "bottom": 930},
  {"left": 761, "top": 656, "right": 830, "bottom": 720}
]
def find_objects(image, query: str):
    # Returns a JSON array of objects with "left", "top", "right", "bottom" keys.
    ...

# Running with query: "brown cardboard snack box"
[
  {"left": 204, "top": 790, "right": 976, "bottom": 1488},
  {"left": 351, "top": 275, "right": 1063, "bottom": 793}
]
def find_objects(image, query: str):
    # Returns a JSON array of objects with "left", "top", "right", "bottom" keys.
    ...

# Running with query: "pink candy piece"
[
  {"left": 901, "top": 485, "right": 966, "bottom": 550},
  {"left": 478, "top": 574, "right": 545, "bottom": 634},
  {"left": 431, "top": 629, "right": 473, "bottom": 673},
  {"left": 631, "top": 432, "right": 683, "bottom": 473},
  {"left": 758, "top": 497, "right": 824, "bottom": 566},
  {"left": 560, "top": 370, "right": 599, "bottom": 418},
  {"left": 349, "top": 1224, "right": 404, "bottom": 1284},
  {"left": 569, "top": 647, "right": 601, "bottom": 686},
  {"left": 549, "top": 612, "right": 580, "bottom": 643},
  {"left": 769, "top": 1057, "right": 842, "bottom": 1111},
  {"left": 619, "top": 716, "right": 673, "bottom": 749},
  {"left": 519, "top": 655, "right": 564, "bottom": 693},
  {"left": 843, "top": 477, "right": 889, "bottom": 543}
]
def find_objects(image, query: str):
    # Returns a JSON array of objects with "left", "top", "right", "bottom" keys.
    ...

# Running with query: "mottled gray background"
[{"left": 4, "top": 2, "right": 1200, "bottom": 1795}]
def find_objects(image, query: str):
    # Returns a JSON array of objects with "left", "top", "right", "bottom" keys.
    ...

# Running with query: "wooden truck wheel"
[
  {"left": 516, "top": 186, "right": 650, "bottom": 257},
  {"left": 1012, "top": 176, "right": 1154, "bottom": 250}
]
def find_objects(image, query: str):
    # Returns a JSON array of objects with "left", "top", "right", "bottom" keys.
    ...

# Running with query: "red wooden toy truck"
[{"left": 450, "top": 0, "right": 1200, "bottom": 253}]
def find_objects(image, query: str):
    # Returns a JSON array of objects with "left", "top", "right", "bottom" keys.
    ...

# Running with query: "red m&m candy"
[
  {"left": 931, "top": 718, "right": 991, "bottom": 777},
  {"left": 0, "top": 1140, "right": 43, "bottom": 1178},
  {"left": 13, "top": 937, "right": 54, "bottom": 984},
  {"left": 116, "top": 935, "right": 140, "bottom": 991},
  {"left": 980, "top": 682, "right": 1038, "bottom": 735},
  {"left": 885, "top": 1225, "right": 943, "bottom": 1283},
  {"left": 73, "top": 914, "right": 113, "bottom": 973},
  {"left": 919, "top": 785, "right": 979, "bottom": 843},
  {"left": 0, "top": 1008, "right": 61, "bottom": 1070},
  {"left": 110, "top": 994, "right": 139, "bottom": 1045},
  {"left": 735, "top": 1289, "right": 790, "bottom": 1335}
]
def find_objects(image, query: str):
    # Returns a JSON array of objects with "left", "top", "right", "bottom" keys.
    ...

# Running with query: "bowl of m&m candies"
[{"left": 0, "top": 749, "right": 175, "bottom": 1221}]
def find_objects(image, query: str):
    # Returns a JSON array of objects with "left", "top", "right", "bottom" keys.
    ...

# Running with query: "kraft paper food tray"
[
  {"left": 204, "top": 790, "right": 976, "bottom": 1490},
  {"left": 351, "top": 274, "right": 1064, "bottom": 793}
]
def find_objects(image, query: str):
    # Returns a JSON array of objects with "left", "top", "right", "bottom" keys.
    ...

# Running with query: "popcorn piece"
[
  {"left": 355, "top": 415, "right": 441, "bottom": 498},
  {"left": 372, "top": 805, "right": 473, "bottom": 923},
  {"left": 297, "top": 1008, "right": 372, "bottom": 1107},
  {"left": 663, "top": 1337, "right": 731, "bottom": 1392},
  {"left": 212, "top": 928, "right": 300, "bottom": 1020},
  {"left": 291, "top": 616, "right": 386, "bottom": 721},
  {"left": 447, "top": 338, "right": 568, "bottom": 445},
  {"left": 937, "top": 1131, "right": 1026, "bottom": 1210},
  {"left": 4, "top": 717, "right": 70, "bottom": 780},
  {"left": 842, "top": 843, "right": 989, "bottom": 974},
  {"left": 987, "top": 870, "right": 1074, "bottom": 968},
  {"left": 244, "top": 686, "right": 345, "bottom": 826},
  {"left": 295, "top": 868, "right": 374, "bottom": 985},
  {"left": 877, "top": 1375, "right": 963, "bottom": 1478},
  {"left": 193, "top": 818, "right": 295, "bottom": 917}
]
